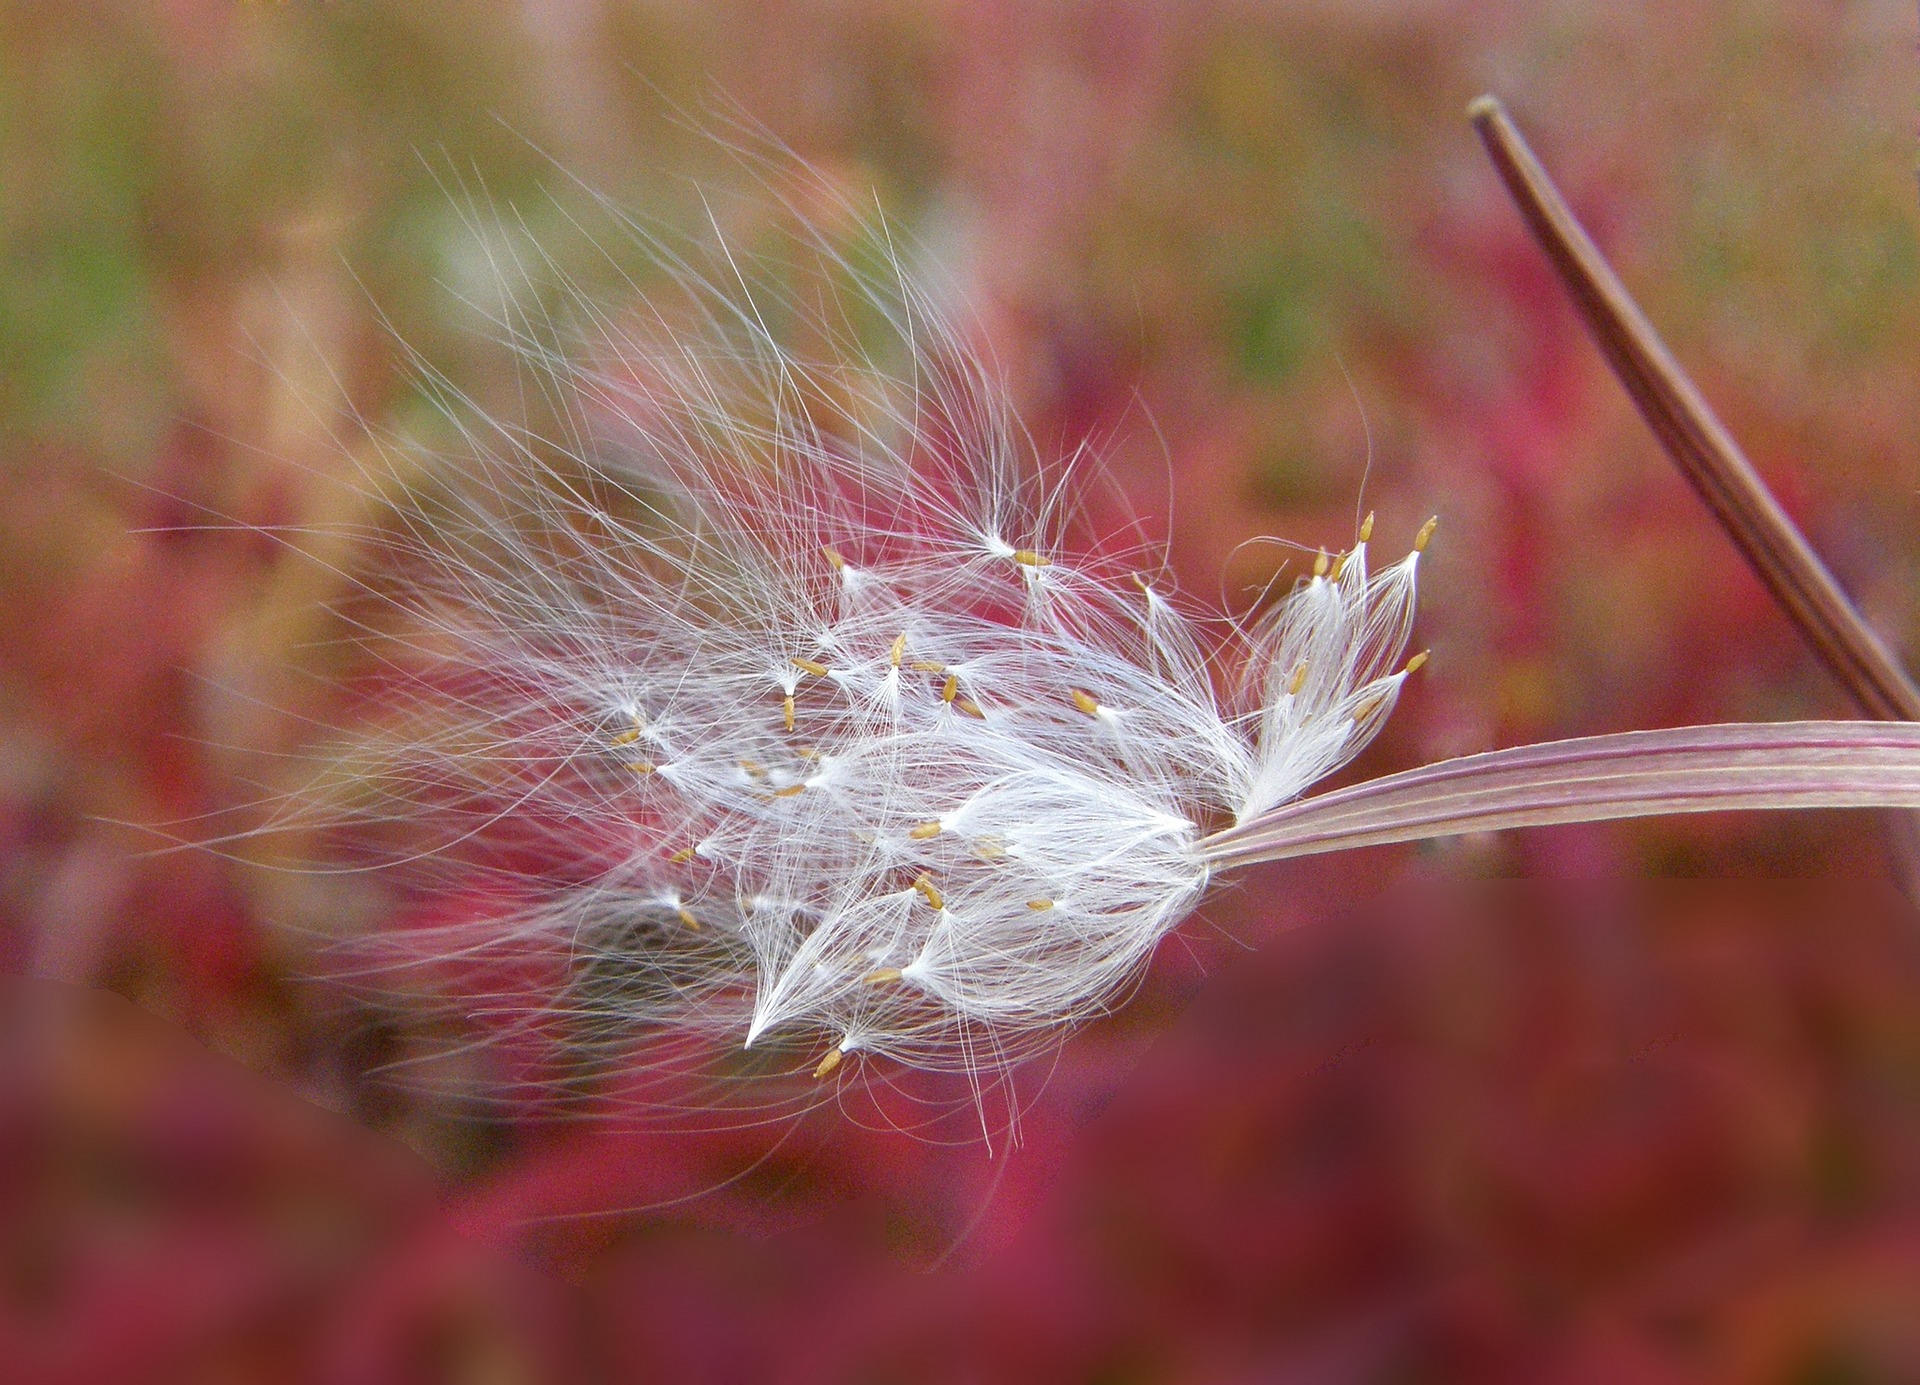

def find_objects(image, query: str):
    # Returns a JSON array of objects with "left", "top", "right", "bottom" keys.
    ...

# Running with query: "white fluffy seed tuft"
[{"left": 285, "top": 172, "right": 1425, "bottom": 1100}]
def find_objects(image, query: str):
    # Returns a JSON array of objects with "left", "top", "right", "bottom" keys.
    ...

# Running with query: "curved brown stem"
[{"left": 1467, "top": 95, "right": 1920, "bottom": 891}]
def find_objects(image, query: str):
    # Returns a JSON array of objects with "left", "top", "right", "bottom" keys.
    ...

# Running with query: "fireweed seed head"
[{"left": 249, "top": 165, "right": 1426, "bottom": 1121}]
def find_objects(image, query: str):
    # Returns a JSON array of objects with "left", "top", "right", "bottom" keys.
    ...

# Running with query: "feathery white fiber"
[
  {"left": 287, "top": 171, "right": 1428, "bottom": 1101},
  {"left": 223, "top": 160, "right": 1920, "bottom": 1130}
]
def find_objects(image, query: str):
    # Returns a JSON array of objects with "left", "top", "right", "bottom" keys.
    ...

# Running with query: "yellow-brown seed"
[
  {"left": 813, "top": 1049, "right": 844, "bottom": 1079},
  {"left": 1011, "top": 549, "right": 1051, "bottom": 567},
  {"left": 909, "top": 821, "right": 942, "bottom": 840},
  {"left": 1070, "top": 688, "right": 1100, "bottom": 717},
  {"left": 1414, "top": 516, "right": 1439, "bottom": 552},
  {"left": 912, "top": 875, "right": 945, "bottom": 910},
  {"left": 790, "top": 657, "right": 829, "bottom": 677},
  {"left": 889, "top": 633, "right": 906, "bottom": 668},
  {"left": 862, "top": 967, "right": 903, "bottom": 985},
  {"left": 941, "top": 673, "right": 958, "bottom": 703},
  {"left": 1026, "top": 899, "right": 1055, "bottom": 912}
]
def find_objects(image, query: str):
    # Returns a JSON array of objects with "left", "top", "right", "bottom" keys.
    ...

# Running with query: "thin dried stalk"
[
  {"left": 1467, "top": 95, "right": 1919, "bottom": 719},
  {"left": 1468, "top": 95, "right": 1920, "bottom": 889},
  {"left": 1201, "top": 721, "right": 1920, "bottom": 869}
]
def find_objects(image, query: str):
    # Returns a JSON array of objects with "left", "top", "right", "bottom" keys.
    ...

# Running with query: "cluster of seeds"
[{"left": 311, "top": 193, "right": 1428, "bottom": 1096}]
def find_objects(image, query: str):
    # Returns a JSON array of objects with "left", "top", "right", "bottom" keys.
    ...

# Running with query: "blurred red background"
[{"left": 7, "top": 2, "right": 1920, "bottom": 1379}]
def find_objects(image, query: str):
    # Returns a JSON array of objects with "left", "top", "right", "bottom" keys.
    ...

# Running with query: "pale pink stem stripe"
[{"left": 1201, "top": 722, "right": 1920, "bottom": 870}]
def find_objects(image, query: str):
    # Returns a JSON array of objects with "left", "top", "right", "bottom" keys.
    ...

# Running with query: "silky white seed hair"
[{"left": 268, "top": 165, "right": 1428, "bottom": 1110}]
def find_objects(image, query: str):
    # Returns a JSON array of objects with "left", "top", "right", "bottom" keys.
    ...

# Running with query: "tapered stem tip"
[{"left": 1465, "top": 94, "right": 1506, "bottom": 126}]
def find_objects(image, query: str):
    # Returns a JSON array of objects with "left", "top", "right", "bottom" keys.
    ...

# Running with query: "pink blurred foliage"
[
  {"left": 396, "top": 879, "right": 1920, "bottom": 1380},
  {"left": 14, "top": 881, "right": 1920, "bottom": 1381},
  {"left": 0, "top": 977, "right": 584, "bottom": 1385}
]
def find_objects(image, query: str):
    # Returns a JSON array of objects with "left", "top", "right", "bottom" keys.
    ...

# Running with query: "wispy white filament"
[
  {"left": 254, "top": 169, "right": 1920, "bottom": 1117},
  {"left": 283, "top": 176, "right": 1426, "bottom": 1096}
]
